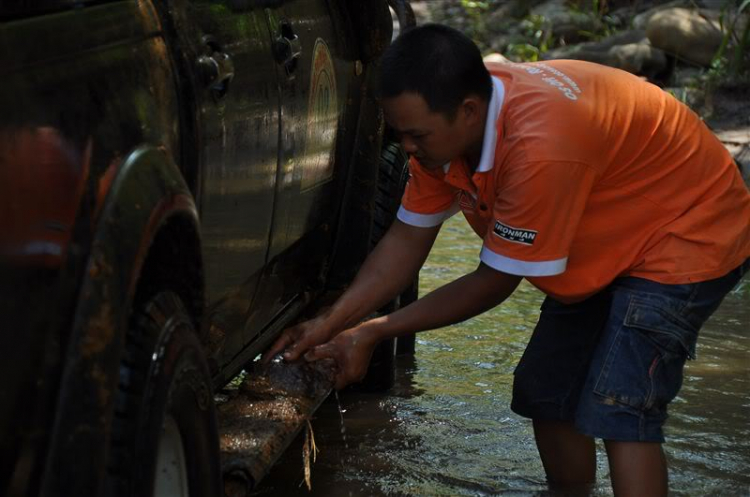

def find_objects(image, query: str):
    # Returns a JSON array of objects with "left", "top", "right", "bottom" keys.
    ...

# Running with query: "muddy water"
[{"left": 255, "top": 216, "right": 750, "bottom": 496}]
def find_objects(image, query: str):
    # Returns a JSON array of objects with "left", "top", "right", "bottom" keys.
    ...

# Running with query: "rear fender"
[{"left": 40, "top": 146, "right": 202, "bottom": 496}]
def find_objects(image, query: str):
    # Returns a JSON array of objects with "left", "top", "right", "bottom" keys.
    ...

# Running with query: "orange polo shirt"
[{"left": 398, "top": 60, "right": 750, "bottom": 302}]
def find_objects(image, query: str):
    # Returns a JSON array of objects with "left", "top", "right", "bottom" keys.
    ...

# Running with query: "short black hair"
[{"left": 378, "top": 24, "right": 493, "bottom": 119}]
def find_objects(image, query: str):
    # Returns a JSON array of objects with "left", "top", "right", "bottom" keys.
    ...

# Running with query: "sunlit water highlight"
[{"left": 257, "top": 216, "right": 750, "bottom": 496}]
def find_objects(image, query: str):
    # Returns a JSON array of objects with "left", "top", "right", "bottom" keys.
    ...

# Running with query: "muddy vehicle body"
[{"left": 0, "top": 0, "right": 414, "bottom": 495}]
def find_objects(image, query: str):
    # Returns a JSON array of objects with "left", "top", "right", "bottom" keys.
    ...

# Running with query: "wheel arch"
[
  {"left": 40, "top": 145, "right": 205, "bottom": 496},
  {"left": 132, "top": 207, "right": 204, "bottom": 331}
]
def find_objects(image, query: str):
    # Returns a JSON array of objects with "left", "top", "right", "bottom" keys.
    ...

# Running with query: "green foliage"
[
  {"left": 460, "top": 0, "right": 490, "bottom": 10},
  {"left": 708, "top": 0, "right": 750, "bottom": 81},
  {"left": 500, "top": 6, "right": 619, "bottom": 62},
  {"left": 506, "top": 43, "right": 543, "bottom": 62},
  {"left": 567, "top": 0, "right": 621, "bottom": 41},
  {"left": 506, "top": 14, "right": 551, "bottom": 62},
  {"left": 458, "top": 0, "right": 492, "bottom": 48},
  {"left": 523, "top": 14, "right": 552, "bottom": 50}
]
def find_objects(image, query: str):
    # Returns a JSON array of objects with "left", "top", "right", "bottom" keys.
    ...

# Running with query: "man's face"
[{"left": 382, "top": 93, "right": 469, "bottom": 170}]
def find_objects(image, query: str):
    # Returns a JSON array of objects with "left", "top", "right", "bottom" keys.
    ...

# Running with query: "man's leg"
[
  {"left": 533, "top": 419, "right": 596, "bottom": 488},
  {"left": 511, "top": 293, "right": 612, "bottom": 491},
  {"left": 572, "top": 264, "right": 748, "bottom": 497},
  {"left": 604, "top": 440, "right": 667, "bottom": 497}
]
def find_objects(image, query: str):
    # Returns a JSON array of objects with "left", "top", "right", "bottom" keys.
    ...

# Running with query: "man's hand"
[
  {"left": 261, "top": 219, "right": 439, "bottom": 366},
  {"left": 269, "top": 262, "right": 520, "bottom": 389},
  {"left": 261, "top": 314, "right": 338, "bottom": 364},
  {"left": 304, "top": 324, "right": 380, "bottom": 390}
]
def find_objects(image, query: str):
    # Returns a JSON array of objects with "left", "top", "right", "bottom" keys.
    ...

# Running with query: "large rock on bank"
[
  {"left": 543, "top": 30, "right": 668, "bottom": 79},
  {"left": 645, "top": 7, "right": 724, "bottom": 66}
]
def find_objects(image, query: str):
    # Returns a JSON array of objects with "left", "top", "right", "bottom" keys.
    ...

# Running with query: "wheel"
[
  {"left": 356, "top": 140, "right": 417, "bottom": 391},
  {"left": 375, "top": 141, "right": 419, "bottom": 358},
  {"left": 369, "top": 140, "right": 409, "bottom": 247},
  {"left": 107, "top": 291, "right": 222, "bottom": 497}
]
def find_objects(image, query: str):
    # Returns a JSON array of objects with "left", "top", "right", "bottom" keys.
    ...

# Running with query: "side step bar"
[{"left": 217, "top": 357, "right": 335, "bottom": 496}]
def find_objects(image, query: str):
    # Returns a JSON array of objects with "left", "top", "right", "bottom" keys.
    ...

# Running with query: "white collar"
[
  {"left": 443, "top": 76, "right": 505, "bottom": 174},
  {"left": 476, "top": 76, "right": 505, "bottom": 173}
]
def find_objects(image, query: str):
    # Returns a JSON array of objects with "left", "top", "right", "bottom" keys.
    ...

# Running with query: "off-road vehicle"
[{"left": 0, "top": 0, "right": 415, "bottom": 495}]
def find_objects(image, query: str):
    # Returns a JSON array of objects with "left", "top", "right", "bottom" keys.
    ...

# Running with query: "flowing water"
[{"left": 256, "top": 216, "right": 750, "bottom": 496}]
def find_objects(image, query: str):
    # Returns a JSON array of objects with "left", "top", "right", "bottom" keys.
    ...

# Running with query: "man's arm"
[
  {"left": 357, "top": 262, "right": 520, "bottom": 339},
  {"left": 306, "top": 263, "right": 521, "bottom": 389},
  {"left": 262, "top": 219, "right": 441, "bottom": 363}
]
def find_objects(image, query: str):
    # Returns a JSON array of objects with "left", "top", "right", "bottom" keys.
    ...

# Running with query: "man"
[{"left": 264, "top": 24, "right": 750, "bottom": 496}]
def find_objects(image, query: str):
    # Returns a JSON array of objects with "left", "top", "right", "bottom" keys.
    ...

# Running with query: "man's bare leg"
[
  {"left": 533, "top": 419, "right": 596, "bottom": 491},
  {"left": 604, "top": 440, "right": 667, "bottom": 497}
]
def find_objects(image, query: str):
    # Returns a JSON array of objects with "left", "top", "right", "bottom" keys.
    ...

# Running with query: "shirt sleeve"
[
  {"left": 397, "top": 158, "right": 460, "bottom": 228},
  {"left": 481, "top": 161, "right": 596, "bottom": 276}
]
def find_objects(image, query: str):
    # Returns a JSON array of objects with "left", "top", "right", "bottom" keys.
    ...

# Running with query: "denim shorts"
[{"left": 511, "top": 258, "right": 750, "bottom": 442}]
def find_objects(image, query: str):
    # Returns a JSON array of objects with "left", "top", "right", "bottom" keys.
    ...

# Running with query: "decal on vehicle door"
[{"left": 300, "top": 38, "right": 337, "bottom": 191}]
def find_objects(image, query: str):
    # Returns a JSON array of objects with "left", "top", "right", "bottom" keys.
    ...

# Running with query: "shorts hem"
[
  {"left": 575, "top": 423, "right": 665, "bottom": 443},
  {"left": 510, "top": 401, "right": 574, "bottom": 422}
]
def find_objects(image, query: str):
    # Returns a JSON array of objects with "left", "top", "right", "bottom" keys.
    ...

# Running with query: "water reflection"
[{"left": 257, "top": 216, "right": 750, "bottom": 496}]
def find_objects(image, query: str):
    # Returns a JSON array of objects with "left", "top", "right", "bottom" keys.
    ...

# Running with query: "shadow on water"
[{"left": 255, "top": 217, "right": 750, "bottom": 496}]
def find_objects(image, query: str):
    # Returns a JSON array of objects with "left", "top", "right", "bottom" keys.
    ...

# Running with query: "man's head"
[{"left": 379, "top": 24, "right": 493, "bottom": 169}]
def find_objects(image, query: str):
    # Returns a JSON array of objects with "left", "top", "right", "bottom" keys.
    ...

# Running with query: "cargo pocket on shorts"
[{"left": 592, "top": 294, "right": 699, "bottom": 413}]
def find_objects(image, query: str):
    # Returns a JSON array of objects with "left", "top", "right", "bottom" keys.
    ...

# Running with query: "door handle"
[
  {"left": 273, "top": 21, "right": 301, "bottom": 78},
  {"left": 196, "top": 36, "right": 235, "bottom": 98}
]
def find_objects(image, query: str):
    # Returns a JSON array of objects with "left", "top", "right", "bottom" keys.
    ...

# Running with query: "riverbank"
[{"left": 409, "top": 0, "right": 750, "bottom": 183}]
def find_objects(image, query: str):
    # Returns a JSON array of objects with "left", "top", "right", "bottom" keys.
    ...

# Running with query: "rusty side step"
[{"left": 216, "top": 357, "right": 335, "bottom": 496}]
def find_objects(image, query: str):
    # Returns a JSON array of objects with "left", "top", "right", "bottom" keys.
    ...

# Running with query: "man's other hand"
[
  {"left": 304, "top": 325, "right": 379, "bottom": 390},
  {"left": 261, "top": 314, "right": 338, "bottom": 364}
]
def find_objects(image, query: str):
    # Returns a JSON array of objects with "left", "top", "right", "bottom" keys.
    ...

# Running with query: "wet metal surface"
[
  {"left": 256, "top": 216, "right": 750, "bottom": 496},
  {"left": 1, "top": 2, "right": 185, "bottom": 492},
  {"left": 218, "top": 357, "right": 335, "bottom": 495},
  {"left": 1, "top": 0, "right": 393, "bottom": 494}
]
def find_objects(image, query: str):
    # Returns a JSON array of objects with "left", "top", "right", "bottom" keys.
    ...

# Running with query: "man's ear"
[{"left": 460, "top": 96, "right": 484, "bottom": 126}]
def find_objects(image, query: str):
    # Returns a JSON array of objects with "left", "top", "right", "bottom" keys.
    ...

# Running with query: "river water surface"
[{"left": 256, "top": 216, "right": 750, "bottom": 496}]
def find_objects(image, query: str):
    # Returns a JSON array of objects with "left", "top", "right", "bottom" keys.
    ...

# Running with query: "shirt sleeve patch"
[{"left": 493, "top": 221, "right": 538, "bottom": 246}]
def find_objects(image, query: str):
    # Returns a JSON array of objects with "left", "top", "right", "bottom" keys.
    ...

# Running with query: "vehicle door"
[
  {"left": 161, "top": 0, "right": 280, "bottom": 371},
  {"left": 245, "top": 0, "right": 356, "bottom": 335}
]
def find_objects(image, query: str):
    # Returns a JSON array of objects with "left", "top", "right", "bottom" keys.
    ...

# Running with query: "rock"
[
  {"left": 543, "top": 30, "right": 667, "bottom": 80},
  {"left": 409, "top": 1, "right": 432, "bottom": 24},
  {"left": 483, "top": 53, "right": 512, "bottom": 64},
  {"left": 663, "top": 86, "right": 708, "bottom": 113},
  {"left": 704, "top": 84, "right": 750, "bottom": 130},
  {"left": 530, "top": 0, "right": 602, "bottom": 43},
  {"left": 632, "top": 0, "right": 692, "bottom": 30},
  {"left": 698, "top": 0, "right": 733, "bottom": 9},
  {"left": 486, "top": 0, "right": 548, "bottom": 25},
  {"left": 544, "top": 29, "right": 647, "bottom": 58},
  {"left": 645, "top": 7, "right": 724, "bottom": 66},
  {"left": 670, "top": 66, "right": 704, "bottom": 87},
  {"left": 610, "top": 42, "right": 668, "bottom": 77}
]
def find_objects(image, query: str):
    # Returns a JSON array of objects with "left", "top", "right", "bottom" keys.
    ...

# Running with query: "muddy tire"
[
  {"left": 370, "top": 141, "right": 409, "bottom": 247},
  {"left": 357, "top": 141, "right": 417, "bottom": 391},
  {"left": 376, "top": 142, "right": 419, "bottom": 357},
  {"left": 107, "top": 291, "right": 221, "bottom": 497}
]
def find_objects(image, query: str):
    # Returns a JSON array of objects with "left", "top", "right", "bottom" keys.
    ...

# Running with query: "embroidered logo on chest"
[{"left": 493, "top": 221, "right": 537, "bottom": 245}]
